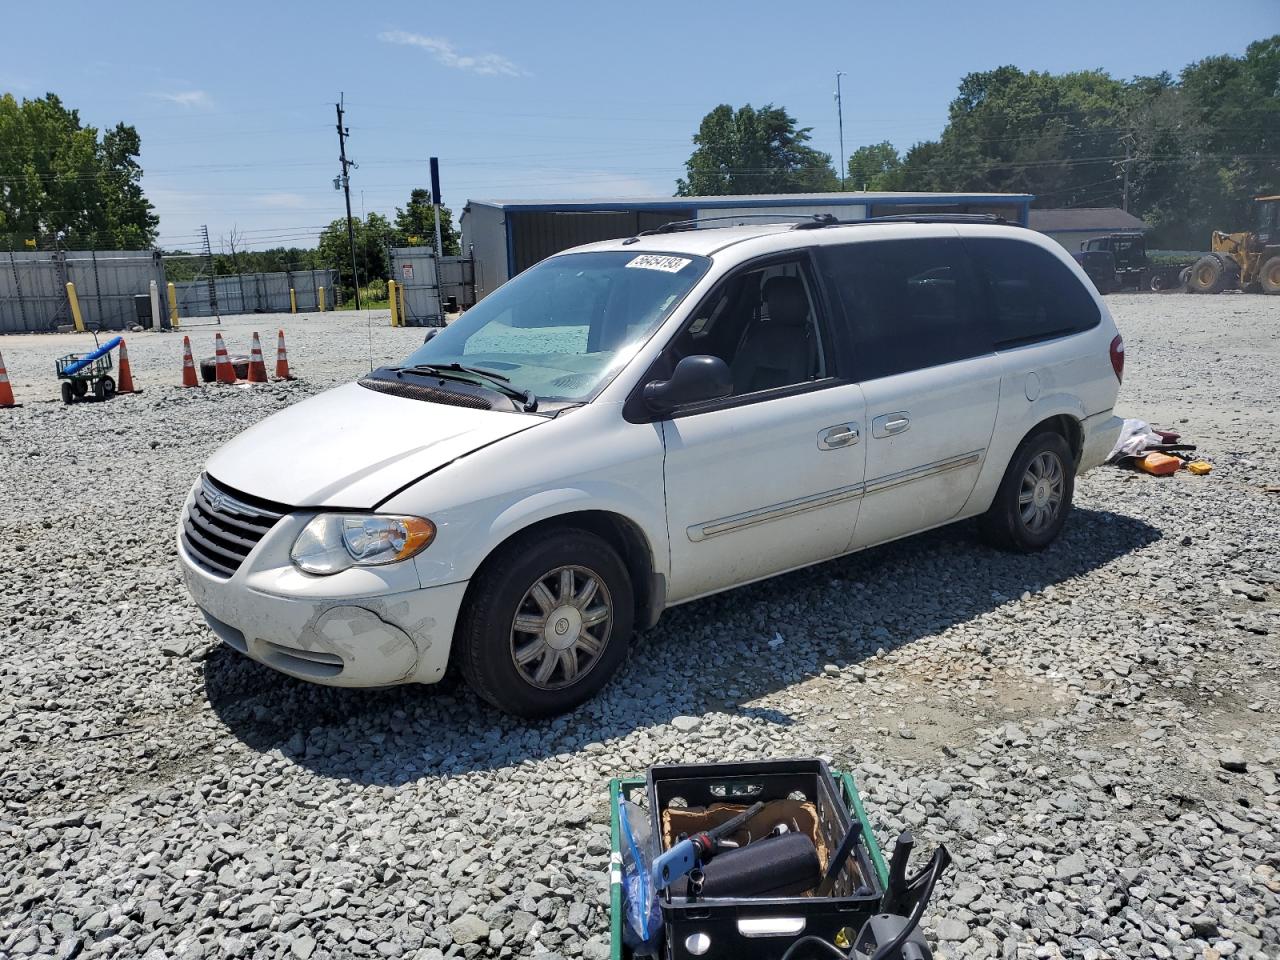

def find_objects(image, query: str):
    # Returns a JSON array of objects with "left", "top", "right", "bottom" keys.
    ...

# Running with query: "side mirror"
[
  {"left": 643, "top": 355, "right": 733, "bottom": 415},
  {"left": 423, "top": 328, "right": 441, "bottom": 344}
]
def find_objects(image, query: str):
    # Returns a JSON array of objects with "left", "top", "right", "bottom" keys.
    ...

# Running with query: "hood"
[{"left": 204, "top": 382, "right": 541, "bottom": 507}]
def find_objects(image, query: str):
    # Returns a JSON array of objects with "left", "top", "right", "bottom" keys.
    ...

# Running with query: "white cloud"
[
  {"left": 258, "top": 192, "right": 308, "bottom": 209},
  {"left": 377, "top": 30, "right": 525, "bottom": 77},
  {"left": 153, "top": 90, "right": 213, "bottom": 109}
]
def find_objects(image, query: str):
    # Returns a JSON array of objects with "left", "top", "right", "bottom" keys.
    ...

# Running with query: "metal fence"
[
  {"left": 172, "top": 269, "right": 335, "bottom": 318},
  {"left": 0, "top": 249, "right": 338, "bottom": 332},
  {"left": 1, "top": 250, "right": 165, "bottom": 333},
  {"left": 389, "top": 248, "right": 475, "bottom": 326}
]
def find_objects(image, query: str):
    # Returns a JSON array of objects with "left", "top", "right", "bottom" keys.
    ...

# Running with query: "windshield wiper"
[{"left": 399, "top": 363, "right": 537, "bottom": 412}]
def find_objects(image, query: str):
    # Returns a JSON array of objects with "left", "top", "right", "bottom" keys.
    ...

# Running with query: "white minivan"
[{"left": 178, "top": 217, "right": 1124, "bottom": 716}]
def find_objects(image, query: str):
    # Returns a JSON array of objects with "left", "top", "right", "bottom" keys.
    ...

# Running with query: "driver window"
[{"left": 672, "top": 260, "right": 825, "bottom": 397}]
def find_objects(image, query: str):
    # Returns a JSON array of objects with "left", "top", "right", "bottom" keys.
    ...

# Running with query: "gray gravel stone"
[{"left": 1, "top": 299, "right": 1278, "bottom": 960}]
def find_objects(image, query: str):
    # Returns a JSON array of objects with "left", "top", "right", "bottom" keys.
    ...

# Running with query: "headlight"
[{"left": 290, "top": 514, "right": 436, "bottom": 575}]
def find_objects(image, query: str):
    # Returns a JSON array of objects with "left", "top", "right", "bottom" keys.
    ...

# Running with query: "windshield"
[{"left": 400, "top": 251, "right": 709, "bottom": 403}]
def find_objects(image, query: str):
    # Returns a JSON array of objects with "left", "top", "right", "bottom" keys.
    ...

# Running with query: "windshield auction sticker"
[{"left": 626, "top": 254, "right": 692, "bottom": 273}]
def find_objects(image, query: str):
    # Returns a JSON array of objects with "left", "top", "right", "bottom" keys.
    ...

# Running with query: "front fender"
[{"left": 406, "top": 481, "right": 668, "bottom": 589}]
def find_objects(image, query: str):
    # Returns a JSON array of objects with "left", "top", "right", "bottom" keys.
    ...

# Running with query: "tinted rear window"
[
  {"left": 816, "top": 237, "right": 988, "bottom": 381},
  {"left": 963, "top": 237, "right": 1100, "bottom": 348}
]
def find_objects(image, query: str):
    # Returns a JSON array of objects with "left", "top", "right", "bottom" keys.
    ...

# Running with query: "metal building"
[{"left": 459, "top": 191, "right": 1034, "bottom": 300}]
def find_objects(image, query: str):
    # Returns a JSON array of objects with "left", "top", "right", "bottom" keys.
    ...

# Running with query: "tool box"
[{"left": 609, "top": 759, "right": 891, "bottom": 960}]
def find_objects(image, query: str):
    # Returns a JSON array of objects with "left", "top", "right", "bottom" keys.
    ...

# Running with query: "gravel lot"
[{"left": 1, "top": 296, "right": 1278, "bottom": 960}]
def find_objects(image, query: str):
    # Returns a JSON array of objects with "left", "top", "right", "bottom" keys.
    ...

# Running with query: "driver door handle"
[{"left": 818, "top": 423, "right": 860, "bottom": 450}]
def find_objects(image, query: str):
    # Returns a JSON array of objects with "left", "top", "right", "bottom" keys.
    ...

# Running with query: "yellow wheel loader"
[{"left": 1185, "top": 196, "right": 1280, "bottom": 294}]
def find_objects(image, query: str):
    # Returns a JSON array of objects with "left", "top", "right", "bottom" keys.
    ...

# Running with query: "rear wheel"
[
  {"left": 61, "top": 381, "right": 75, "bottom": 404},
  {"left": 979, "top": 431, "right": 1075, "bottom": 552},
  {"left": 1260, "top": 256, "right": 1280, "bottom": 295},
  {"left": 456, "top": 528, "right": 634, "bottom": 717},
  {"left": 101, "top": 376, "right": 116, "bottom": 400}
]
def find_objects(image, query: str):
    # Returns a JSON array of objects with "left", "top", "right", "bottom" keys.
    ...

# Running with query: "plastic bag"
[
  {"left": 1108, "top": 417, "right": 1162, "bottom": 462},
  {"left": 618, "top": 799, "right": 663, "bottom": 955}
]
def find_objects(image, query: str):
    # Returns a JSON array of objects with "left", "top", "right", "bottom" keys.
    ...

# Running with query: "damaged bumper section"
[
  {"left": 177, "top": 488, "right": 467, "bottom": 687},
  {"left": 189, "top": 581, "right": 467, "bottom": 687}
]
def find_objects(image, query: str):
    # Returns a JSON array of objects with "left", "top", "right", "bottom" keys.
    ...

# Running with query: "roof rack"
[
  {"left": 622, "top": 213, "right": 832, "bottom": 243},
  {"left": 792, "top": 212, "right": 1019, "bottom": 230}
]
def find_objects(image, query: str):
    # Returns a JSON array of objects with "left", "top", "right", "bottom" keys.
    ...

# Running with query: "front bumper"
[{"left": 177, "top": 486, "right": 468, "bottom": 687}]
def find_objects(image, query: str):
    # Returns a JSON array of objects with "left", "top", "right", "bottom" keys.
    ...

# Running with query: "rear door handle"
[
  {"left": 872, "top": 413, "right": 911, "bottom": 438},
  {"left": 818, "top": 423, "right": 860, "bottom": 450}
]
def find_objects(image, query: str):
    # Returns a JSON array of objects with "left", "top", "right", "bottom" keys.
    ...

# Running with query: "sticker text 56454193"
[{"left": 626, "top": 254, "right": 692, "bottom": 273}]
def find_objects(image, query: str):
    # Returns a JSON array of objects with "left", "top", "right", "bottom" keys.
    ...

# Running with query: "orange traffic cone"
[
  {"left": 181, "top": 336, "right": 199, "bottom": 388},
  {"left": 0, "top": 350, "right": 19, "bottom": 408},
  {"left": 274, "top": 329, "right": 294, "bottom": 380},
  {"left": 214, "top": 332, "right": 238, "bottom": 384},
  {"left": 247, "top": 332, "right": 269, "bottom": 383},
  {"left": 115, "top": 339, "right": 141, "bottom": 394}
]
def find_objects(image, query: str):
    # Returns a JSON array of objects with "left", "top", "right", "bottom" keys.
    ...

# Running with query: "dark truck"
[{"left": 1072, "top": 234, "right": 1190, "bottom": 293}]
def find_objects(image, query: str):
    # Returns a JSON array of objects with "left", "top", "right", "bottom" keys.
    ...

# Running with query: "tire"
[
  {"left": 1260, "top": 256, "right": 1280, "bottom": 295},
  {"left": 199, "top": 356, "right": 250, "bottom": 383},
  {"left": 61, "top": 381, "right": 75, "bottom": 404},
  {"left": 101, "top": 376, "right": 116, "bottom": 400},
  {"left": 1186, "top": 254, "right": 1235, "bottom": 294},
  {"left": 1149, "top": 272, "right": 1167, "bottom": 292},
  {"left": 73, "top": 380, "right": 88, "bottom": 399},
  {"left": 93, "top": 379, "right": 106, "bottom": 402},
  {"left": 455, "top": 528, "right": 634, "bottom": 717},
  {"left": 979, "top": 431, "right": 1075, "bottom": 552}
]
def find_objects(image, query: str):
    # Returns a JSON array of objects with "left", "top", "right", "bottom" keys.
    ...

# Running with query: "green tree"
[
  {"left": 846, "top": 141, "right": 902, "bottom": 190},
  {"left": 393, "top": 188, "right": 460, "bottom": 255},
  {"left": 677, "top": 104, "right": 839, "bottom": 196},
  {"left": 878, "top": 37, "right": 1279, "bottom": 247},
  {"left": 317, "top": 212, "right": 395, "bottom": 297},
  {"left": 0, "top": 92, "right": 157, "bottom": 248}
]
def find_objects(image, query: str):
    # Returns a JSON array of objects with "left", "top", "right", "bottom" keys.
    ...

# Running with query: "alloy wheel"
[
  {"left": 1019, "top": 451, "right": 1065, "bottom": 534},
  {"left": 509, "top": 565, "right": 613, "bottom": 690}
]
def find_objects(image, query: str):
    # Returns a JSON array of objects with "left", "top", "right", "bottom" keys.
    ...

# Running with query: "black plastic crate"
[{"left": 646, "top": 759, "right": 885, "bottom": 960}]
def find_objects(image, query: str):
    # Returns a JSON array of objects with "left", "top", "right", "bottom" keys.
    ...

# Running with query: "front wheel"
[
  {"left": 979, "top": 431, "right": 1075, "bottom": 552},
  {"left": 455, "top": 528, "right": 634, "bottom": 717},
  {"left": 1260, "top": 256, "right": 1280, "bottom": 295}
]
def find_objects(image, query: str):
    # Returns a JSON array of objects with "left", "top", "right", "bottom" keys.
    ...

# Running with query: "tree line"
[
  {"left": 161, "top": 190, "right": 460, "bottom": 297},
  {"left": 679, "top": 35, "right": 1278, "bottom": 248},
  {"left": 5, "top": 35, "right": 1274, "bottom": 263}
]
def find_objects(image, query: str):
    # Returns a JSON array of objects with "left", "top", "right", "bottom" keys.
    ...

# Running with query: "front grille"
[{"left": 182, "top": 475, "right": 287, "bottom": 578}]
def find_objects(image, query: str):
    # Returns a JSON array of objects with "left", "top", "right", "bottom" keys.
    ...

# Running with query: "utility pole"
[
  {"left": 1116, "top": 133, "right": 1135, "bottom": 214},
  {"left": 835, "top": 72, "right": 847, "bottom": 189},
  {"left": 430, "top": 157, "right": 444, "bottom": 260},
  {"left": 335, "top": 93, "right": 360, "bottom": 310}
]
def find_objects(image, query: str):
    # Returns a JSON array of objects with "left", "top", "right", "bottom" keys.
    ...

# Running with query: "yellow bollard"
[
  {"left": 318, "top": 286, "right": 326, "bottom": 312},
  {"left": 167, "top": 282, "right": 180, "bottom": 328},
  {"left": 388, "top": 280, "right": 400, "bottom": 327},
  {"left": 65, "top": 282, "right": 85, "bottom": 332},
  {"left": 289, "top": 288, "right": 297, "bottom": 314}
]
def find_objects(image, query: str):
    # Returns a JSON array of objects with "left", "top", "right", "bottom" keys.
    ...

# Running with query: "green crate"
[{"left": 608, "top": 771, "right": 889, "bottom": 960}]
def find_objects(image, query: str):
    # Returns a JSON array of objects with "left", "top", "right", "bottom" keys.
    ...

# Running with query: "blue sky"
[{"left": 4, "top": 1, "right": 1275, "bottom": 250}]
